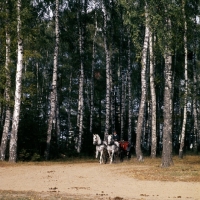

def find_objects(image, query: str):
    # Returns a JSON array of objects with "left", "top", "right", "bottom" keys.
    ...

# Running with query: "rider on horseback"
[{"left": 113, "top": 131, "right": 119, "bottom": 147}]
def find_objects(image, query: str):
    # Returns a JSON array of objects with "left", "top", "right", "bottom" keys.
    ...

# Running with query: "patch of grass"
[
  {"left": 118, "top": 155, "right": 200, "bottom": 182},
  {"left": 0, "top": 190, "right": 96, "bottom": 200},
  {"left": 0, "top": 157, "right": 97, "bottom": 167},
  {"left": 1, "top": 155, "right": 199, "bottom": 182}
]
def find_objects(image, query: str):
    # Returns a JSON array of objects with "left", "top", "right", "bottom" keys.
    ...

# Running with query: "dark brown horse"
[{"left": 118, "top": 141, "right": 132, "bottom": 161}]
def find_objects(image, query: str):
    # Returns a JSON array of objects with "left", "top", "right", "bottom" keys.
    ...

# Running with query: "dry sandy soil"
[{"left": 0, "top": 160, "right": 200, "bottom": 200}]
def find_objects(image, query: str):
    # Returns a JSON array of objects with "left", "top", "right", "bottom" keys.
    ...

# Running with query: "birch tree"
[
  {"left": 76, "top": 0, "right": 86, "bottom": 153},
  {"left": 9, "top": 0, "right": 23, "bottom": 162},
  {"left": 179, "top": 0, "right": 188, "bottom": 158},
  {"left": 45, "top": 0, "right": 59, "bottom": 160},
  {"left": 192, "top": 12, "right": 198, "bottom": 153},
  {"left": 135, "top": 5, "right": 149, "bottom": 161},
  {"left": 0, "top": 0, "right": 11, "bottom": 161},
  {"left": 127, "top": 35, "right": 132, "bottom": 143},
  {"left": 103, "top": 0, "right": 111, "bottom": 138},
  {"left": 120, "top": 73, "right": 126, "bottom": 140},
  {"left": 90, "top": 14, "right": 97, "bottom": 135},
  {"left": 161, "top": 48, "right": 173, "bottom": 167},
  {"left": 149, "top": 30, "right": 157, "bottom": 158},
  {"left": 161, "top": 13, "right": 173, "bottom": 167},
  {"left": 192, "top": 63, "right": 198, "bottom": 152}
]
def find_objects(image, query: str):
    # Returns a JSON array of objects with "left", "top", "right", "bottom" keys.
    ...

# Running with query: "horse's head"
[
  {"left": 93, "top": 134, "right": 98, "bottom": 145},
  {"left": 107, "top": 134, "right": 114, "bottom": 145},
  {"left": 93, "top": 134, "right": 101, "bottom": 145}
]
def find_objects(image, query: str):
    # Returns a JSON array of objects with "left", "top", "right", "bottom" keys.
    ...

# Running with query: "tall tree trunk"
[
  {"left": 9, "top": 0, "right": 23, "bottom": 162},
  {"left": 45, "top": 0, "right": 59, "bottom": 160},
  {"left": 162, "top": 50, "right": 173, "bottom": 167},
  {"left": 192, "top": 15, "right": 198, "bottom": 153},
  {"left": 103, "top": 1, "right": 111, "bottom": 138},
  {"left": 90, "top": 15, "right": 97, "bottom": 135},
  {"left": 119, "top": 11, "right": 124, "bottom": 140},
  {"left": 111, "top": 82, "right": 115, "bottom": 134},
  {"left": 179, "top": 1, "right": 188, "bottom": 158},
  {"left": 56, "top": 99, "right": 61, "bottom": 146},
  {"left": 149, "top": 31, "right": 157, "bottom": 158},
  {"left": 127, "top": 35, "right": 132, "bottom": 144},
  {"left": 76, "top": 2, "right": 85, "bottom": 153},
  {"left": 120, "top": 73, "right": 125, "bottom": 140},
  {"left": 110, "top": 1, "right": 116, "bottom": 135},
  {"left": 68, "top": 69, "right": 72, "bottom": 132},
  {"left": 146, "top": 100, "right": 151, "bottom": 152},
  {"left": 193, "top": 55, "right": 198, "bottom": 153},
  {"left": 110, "top": 66, "right": 115, "bottom": 134},
  {"left": 135, "top": 5, "right": 149, "bottom": 161},
  {"left": 0, "top": 3, "right": 11, "bottom": 160},
  {"left": 65, "top": 68, "right": 72, "bottom": 148},
  {"left": 161, "top": 17, "right": 173, "bottom": 167}
]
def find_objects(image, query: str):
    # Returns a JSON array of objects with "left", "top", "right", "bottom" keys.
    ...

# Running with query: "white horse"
[
  {"left": 107, "top": 134, "right": 119, "bottom": 163},
  {"left": 93, "top": 134, "right": 107, "bottom": 164}
]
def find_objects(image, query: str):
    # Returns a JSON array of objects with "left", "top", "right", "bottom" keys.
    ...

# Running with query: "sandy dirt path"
[{"left": 0, "top": 162, "right": 200, "bottom": 200}]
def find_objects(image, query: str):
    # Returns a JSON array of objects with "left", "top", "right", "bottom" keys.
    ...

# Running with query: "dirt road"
[{"left": 0, "top": 161, "right": 200, "bottom": 200}]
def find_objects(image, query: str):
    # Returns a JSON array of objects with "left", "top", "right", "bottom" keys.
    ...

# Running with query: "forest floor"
[{"left": 0, "top": 155, "right": 200, "bottom": 200}]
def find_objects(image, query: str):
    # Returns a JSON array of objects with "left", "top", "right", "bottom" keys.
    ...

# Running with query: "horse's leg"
[
  {"left": 96, "top": 150, "right": 99, "bottom": 163},
  {"left": 120, "top": 149, "right": 123, "bottom": 162},
  {"left": 99, "top": 150, "right": 102, "bottom": 164},
  {"left": 114, "top": 150, "right": 118, "bottom": 163},
  {"left": 109, "top": 153, "right": 112, "bottom": 164},
  {"left": 95, "top": 151, "right": 97, "bottom": 159},
  {"left": 114, "top": 149, "right": 120, "bottom": 163},
  {"left": 107, "top": 151, "right": 110, "bottom": 163},
  {"left": 110, "top": 150, "right": 114, "bottom": 164},
  {"left": 102, "top": 149, "right": 107, "bottom": 164},
  {"left": 95, "top": 150, "right": 97, "bottom": 158},
  {"left": 112, "top": 152, "right": 114, "bottom": 163},
  {"left": 107, "top": 150, "right": 112, "bottom": 164},
  {"left": 127, "top": 150, "right": 131, "bottom": 160},
  {"left": 100, "top": 151, "right": 103, "bottom": 164}
]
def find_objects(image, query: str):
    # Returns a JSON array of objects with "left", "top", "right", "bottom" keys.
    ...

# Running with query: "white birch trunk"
[
  {"left": 149, "top": 31, "right": 157, "bottom": 158},
  {"left": 45, "top": 0, "right": 59, "bottom": 159},
  {"left": 9, "top": 0, "right": 23, "bottom": 162},
  {"left": 77, "top": 60, "right": 84, "bottom": 153},
  {"left": 179, "top": 1, "right": 188, "bottom": 158},
  {"left": 0, "top": 16, "right": 11, "bottom": 161},
  {"left": 103, "top": 2, "right": 111, "bottom": 138},
  {"left": 76, "top": 8, "right": 84, "bottom": 153},
  {"left": 135, "top": 6, "right": 149, "bottom": 161},
  {"left": 192, "top": 16, "right": 198, "bottom": 153}
]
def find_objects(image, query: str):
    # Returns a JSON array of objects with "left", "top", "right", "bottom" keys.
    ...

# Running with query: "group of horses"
[{"left": 93, "top": 134, "right": 132, "bottom": 164}]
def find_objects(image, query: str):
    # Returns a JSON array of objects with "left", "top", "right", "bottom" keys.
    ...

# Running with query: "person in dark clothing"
[{"left": 113, "top": 131, "right": 119, "bottom": 141}]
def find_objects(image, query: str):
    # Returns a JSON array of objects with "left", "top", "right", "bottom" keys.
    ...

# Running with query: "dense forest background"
[{"left": 0, "top": 0, "right": 200, "bottom": 166}]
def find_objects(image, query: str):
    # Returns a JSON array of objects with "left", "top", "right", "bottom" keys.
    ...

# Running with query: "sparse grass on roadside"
[
  {"left": 116, "top": 155, "right": 200, "bottom": 182},
  {"left": 0, "top": 157, "right": 97, "bottom": 167},
  {"left": 0, "top": 154, "right": 199, "bottom": 183},
  {"left": 0, "top": 190, "right": 92, "bottom": 200}
]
